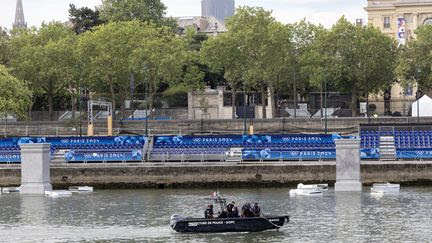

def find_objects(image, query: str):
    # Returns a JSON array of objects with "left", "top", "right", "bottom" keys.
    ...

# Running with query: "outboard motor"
[{"left": 170, "top": 214, "right": 186, "bottom": 228}]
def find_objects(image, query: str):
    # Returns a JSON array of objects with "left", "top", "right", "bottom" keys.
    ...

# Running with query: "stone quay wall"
[
  {"left": 1, "top": 161, "right": 432, "bottom": 188},
  {"left": 2, "top": 116, "right": 432, "bottom": 137}
]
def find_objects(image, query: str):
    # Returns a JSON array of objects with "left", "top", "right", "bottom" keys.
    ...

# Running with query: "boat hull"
[{"left": 171, "top": 215, "right": 289, "bottom": 233}]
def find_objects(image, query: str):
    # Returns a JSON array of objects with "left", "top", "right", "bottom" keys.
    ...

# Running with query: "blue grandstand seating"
[
  {"left": 0, "top": 136, "right": 147, "bottom": 163},
  {"left": 151, "top": 134, "right": 338, "bottom": 161},
  {"left": 360, "top": 126, "right": 432, "bottom": 159}
]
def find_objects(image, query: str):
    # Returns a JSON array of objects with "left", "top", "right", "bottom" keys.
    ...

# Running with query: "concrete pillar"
[
  {"left": 19, "top": 144, "right": 52, "bottom": 194},
  {"left": 334, "top": 139, "right": 362, "bottom": 192}
]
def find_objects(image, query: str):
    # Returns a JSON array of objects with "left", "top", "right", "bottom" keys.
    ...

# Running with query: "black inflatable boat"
[
  {"left": 170, "top": 194, "right": 289, "bottom": 233},
  {"left": 170, "top": 214, "right": 289, "bottom": 233}
]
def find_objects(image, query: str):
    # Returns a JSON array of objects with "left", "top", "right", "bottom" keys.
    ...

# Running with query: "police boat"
[{"left": 170, "top": 195, "right": 289, "bottom": 233}]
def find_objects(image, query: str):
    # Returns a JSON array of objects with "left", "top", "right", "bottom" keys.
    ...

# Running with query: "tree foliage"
[
  {"left": 100, "top": 0, "right": 176, "bottom": 29},
  {"left": 396, "top": 25, "right": 432, "bottom": 91},
  {"left": 79, "top": 21, "right": 187, "bottom": 115},
  {"left": 68, "top": 4, "right": 105, "bottom": 34},
  {"left": 304, "top": 17, "right": 397, "bottom": 115},
  {"left": 202, "top": 7, "right": 295, "bottom": 118},
  {"left": 0, "top": 28, "right": 10, "bottom": 66},
  {"left": 0, "top": 65, "right": 32, "bottom": 119},
  {"left": 9, "top": 22, "right": 77, "bottom": 120}
]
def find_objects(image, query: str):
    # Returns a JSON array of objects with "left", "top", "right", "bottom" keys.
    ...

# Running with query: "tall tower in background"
[
  {"left": 202, "top": 0, "right": 235, "bottom": 20},
  {"left": 13, "top": 0, "right": 27, "bottom": 29}
]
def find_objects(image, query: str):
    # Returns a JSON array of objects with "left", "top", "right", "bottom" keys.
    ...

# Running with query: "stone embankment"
[
  {"left": 1, "top": 161, "right": 431, "bottom": 188},
  {"left": 2, "top": 116, "right": 431, "bottom": 136}
]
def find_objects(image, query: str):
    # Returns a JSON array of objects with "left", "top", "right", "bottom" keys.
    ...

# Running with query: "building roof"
[{"left": 175, "top": 16, "right": 227, "bottom": 34}]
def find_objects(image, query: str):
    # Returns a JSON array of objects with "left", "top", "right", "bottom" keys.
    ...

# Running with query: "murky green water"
[{"left": 0, "top": 187, "right": 431, "bottom": 242}]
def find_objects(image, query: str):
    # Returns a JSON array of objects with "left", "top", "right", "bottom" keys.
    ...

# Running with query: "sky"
[{"left": 0, "top": 0, "right": 367, "bottom": 30}]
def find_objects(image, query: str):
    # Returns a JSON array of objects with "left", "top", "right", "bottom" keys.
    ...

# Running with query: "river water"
[{"left": 0, "top": 187, "right": 431, "bottom": 242}]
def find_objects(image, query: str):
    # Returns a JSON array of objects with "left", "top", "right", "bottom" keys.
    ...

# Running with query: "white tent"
[{"left": 412, "top": 95, "right": 432, "bottom": 117}]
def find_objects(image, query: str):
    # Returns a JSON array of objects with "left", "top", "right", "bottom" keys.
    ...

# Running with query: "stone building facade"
[{"left": 365, "top": 0, "right": 432, "bottom": 115}]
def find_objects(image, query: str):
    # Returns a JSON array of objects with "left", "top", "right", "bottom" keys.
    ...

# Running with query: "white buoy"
[
  {"left": 2, "top": 187, "right": 21, "bottom": 193},
  {"left": 45, "top": 190, "right": 72, "bottom": 197},
  {"left": 69, "top": 186, "right": 93, "bottom": 192},
  {"left": 371, "top": 183, "right": 400, "bottom": 194}
]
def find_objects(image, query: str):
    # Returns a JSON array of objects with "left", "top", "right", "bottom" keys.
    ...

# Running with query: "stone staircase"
[
  {"left": 51, "top": 150, "right": 66, "bottom": 164},
  {"left": 379, "top": 136, "right": 396, "bottom": 160}
]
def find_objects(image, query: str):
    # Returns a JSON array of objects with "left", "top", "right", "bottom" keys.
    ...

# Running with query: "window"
[
  {"left": 424, "top": 19, "right": 432, "bottom": 26},
  {"left": 383, "top": 17, "right": 391, "bottom": 28}
]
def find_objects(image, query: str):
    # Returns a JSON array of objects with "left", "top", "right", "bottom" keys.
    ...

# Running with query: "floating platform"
[
  {"left": 289, "top": 183, "right": 324, "bottom": 196},
  {"left": 69, "top": 186, "right": 93, "bottom": 192},
  {"left": 1, "top": 187, "right": 20, "bottom": 193},
  {"left": 45, "top": 190, "right": 73, "bottom": 197},
  {"left": 371, "top": 183, "right": 400, "bottom": 194}
]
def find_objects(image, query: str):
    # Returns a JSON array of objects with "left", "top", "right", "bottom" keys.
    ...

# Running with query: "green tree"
[
  {"left": 291, "top": 20, "right": 325, "bottom": 100},
  {"left": 0, "top": 28, "right": 10, "bottom": 66},
  {"left": 201, "top": 29, "right": 247, "bottom": 118},
  {"left": 100, "top": 0, "right": 176, "bottom": 28},
  {"left": 305, "top": 17, "right": 397, "bottom": 116},
  {"left": 68, "top": 4, "right": 105, "bottom": 34},
  {"left": 9, "top": 22, "right": 76, "bottom": 120},
  {"left": 0, "top": 65, "right": 32, "bottom": 119},
  {"left": 78, "top": 21, "right": 145, "bottom": 117},
  {"left": 129, "top": 24, "right": 189, "bottom": 111},
  {"left": 202, "top": 7, "right": 294, "bottom": 118},
  {"left": 396, "top": 25, "right": 432, "bottom": 91}
]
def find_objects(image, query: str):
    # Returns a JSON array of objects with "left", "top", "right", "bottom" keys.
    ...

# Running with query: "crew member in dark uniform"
[
  {"left": 232, "top": 204, "right": 239, "bottom": 217},
  {"left": 252, "top": 203, "right": 261, "bottom": 217},
  {"left": 241, "top": 203, "right": 254, "bottom": 217},
  {"left": 204, "top": 204, "right": 214, "bottom": 218},
  {"left": 227, "top": 201, "right": 234, "bottom": 217}
]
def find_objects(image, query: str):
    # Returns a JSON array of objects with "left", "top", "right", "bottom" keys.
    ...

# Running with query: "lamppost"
[
  {"left": 415, "top": 67, "right": 421, "bottom": 124},
  {"left": 324, "top": 75, "right": 328, "bottom": 135},
  {"left": 243, "top": 84, "right": 247, "bottom": 134},
  {"left": 293, "top": 66, "right": 297, "bottom": 118},
  {"left": 143, "top": 65, "right": 148, "bottom": 137}
]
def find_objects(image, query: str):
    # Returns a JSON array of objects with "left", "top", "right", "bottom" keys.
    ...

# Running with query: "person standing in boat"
[
  {"left": 252, "top": 203, "right": 261, "bottom": 217},
  {"left": 241, "top": 203, "right": 254, "bottom": 217},
  {"left": 204, "top": 204, "right": 214, "bottom": 218}
]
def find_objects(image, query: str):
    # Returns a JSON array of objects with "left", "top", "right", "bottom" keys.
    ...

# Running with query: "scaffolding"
[{"left": 87, "top": 100, "right": 113, "bottom": 136}]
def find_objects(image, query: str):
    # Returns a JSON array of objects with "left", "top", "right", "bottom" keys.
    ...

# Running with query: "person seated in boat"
[
  {"left": 252, "top": 202, "right": 261, "bottom": 217},
  {"left": 204, "top": 204, "right": 214, "bottom": 219},
  {"left": 241, "top": 203, "right": 254, "bottom": 217},
  {"left": 218, "top": 209, "right": 228, "bottom": 218},
  {"left": 226, "top": 201, "right": 239, "bottom": 218},
  {"left": 232, "top": 205, "right": 239, "bottom": 217}
]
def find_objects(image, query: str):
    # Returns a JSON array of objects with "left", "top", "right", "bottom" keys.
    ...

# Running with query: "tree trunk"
[
  {"left": 351, "top": 85, "right": 357, "bottom": 117},
  {"left": 48, "top": 81, "right": 54, "bottom": 121},
  {"left": 232, "top": 90, "right": 236, "bottom": 119},
  {"left": 268, "top": 84, "right": 276, "bottom": 118},
  {"left": 69, "top": 83, "right": 77, "bottom": 120},
  {"left": 108, "top": 76, "right": 116, "bottom": 119},
  {"left": 261, "top": 87, "right": 267, "bottom": 119},
  {"left": 120, "top": 94, "right": 126, "bottom": 119}
]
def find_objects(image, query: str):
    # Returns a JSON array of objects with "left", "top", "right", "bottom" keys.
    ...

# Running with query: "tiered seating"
[
  {"left": 0, "top": 145, "right": 20, "bottom": 163},
  {"left": 241, "top": 134, "right": 337, "bottom": 161},
  {"left": 360, "top": 126, "right": 432, "bottom": 160},
  {"left": 360, "top": 130, "right": 380, "bottom": 149},
  {"left": 394, "top": 130, "right": 432, "bottom": 149},
  {"left": 0, "top": 136, "right": 147, "bottom": 163},
  {"left": 361, "top": 129, "right": 432, "bottom": 150},
  {"left": 151, "top": 135, "right": 236, "bottom": 161}
]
